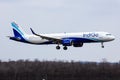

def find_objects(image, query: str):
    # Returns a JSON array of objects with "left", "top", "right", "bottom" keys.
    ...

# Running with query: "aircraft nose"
[{"left": 110, "top": 36, "right": 115, "bottom": 41}]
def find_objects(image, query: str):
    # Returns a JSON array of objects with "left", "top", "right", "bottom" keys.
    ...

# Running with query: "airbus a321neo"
[{"left": 8, "top": 22, "right": 115, "bottom": 50}]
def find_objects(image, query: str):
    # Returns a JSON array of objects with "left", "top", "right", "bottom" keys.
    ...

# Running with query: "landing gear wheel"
[
  {"left": 102, "top": 46, "right": 104, "bottom": 48},
  {"left": 101, "top": 42, "right": 104, "bottom": 48},
  {"left": 56, "top": 46, "right": 60, "bottom": 50},
  {"left": 63, "top": 46, "right": 67, "bottom": 50}
]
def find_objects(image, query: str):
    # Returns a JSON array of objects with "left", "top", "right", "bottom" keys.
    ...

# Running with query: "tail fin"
[{"left": 11, "top": 22, "right": 26, "bottom": 38}]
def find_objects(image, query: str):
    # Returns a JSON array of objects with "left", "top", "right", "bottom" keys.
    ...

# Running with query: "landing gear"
[
  {"left": 63, "top": 46, "right": 67, "bottom": 50},
  {"left": 56, "top": 46, "right": 60, "bottom": 50},
  {"left": 56, "top": 45, "right": 68, "bottom": 50},
  {"left": 101, "top": 42, "right": 104, "bottom": 48}
]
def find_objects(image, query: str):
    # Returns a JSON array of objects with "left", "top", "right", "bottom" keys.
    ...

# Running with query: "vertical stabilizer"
[{"left": 11, "top": 22, "right": 27, "bottom": 41}]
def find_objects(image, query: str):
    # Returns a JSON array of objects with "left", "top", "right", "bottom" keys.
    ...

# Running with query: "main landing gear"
[
  {"left": 101, "top": 42, "right": 104, "bottom": 48},
  {"left": 63, "top": 46, "right": 67, "bottom": 50},
  {"left": 56, "top": 45, "right": 60, "bottom": 50},
  {"left": 56, "top": 45, "right": 68, "bottom": 50}
]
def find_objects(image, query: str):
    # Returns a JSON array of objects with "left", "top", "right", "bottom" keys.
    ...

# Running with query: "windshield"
[{"left": 106, "top": 34, "right": 112, "bottom": 36}]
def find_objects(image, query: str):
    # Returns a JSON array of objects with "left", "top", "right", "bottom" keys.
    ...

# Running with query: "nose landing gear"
[{"left": 101, "top": 42, "right": 104, "bottom": 48}]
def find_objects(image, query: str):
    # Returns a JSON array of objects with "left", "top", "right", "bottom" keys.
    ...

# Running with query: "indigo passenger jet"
[{"left": 8, "top": 22, "right": 115, "bottom": 50}]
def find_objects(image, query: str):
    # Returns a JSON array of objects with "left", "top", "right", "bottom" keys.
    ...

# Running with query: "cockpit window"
[{"left": 106, "top": 34, "right": 111, "bottom": 36}]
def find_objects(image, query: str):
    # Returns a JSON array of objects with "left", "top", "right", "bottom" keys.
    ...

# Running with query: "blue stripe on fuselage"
[{"left": 62, "top": 37, "right": 100, "bottom": 43}]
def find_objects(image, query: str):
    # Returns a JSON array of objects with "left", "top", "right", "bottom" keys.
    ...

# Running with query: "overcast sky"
[{"left": 0, "top": 0, "right": 120, "bottom": 62}]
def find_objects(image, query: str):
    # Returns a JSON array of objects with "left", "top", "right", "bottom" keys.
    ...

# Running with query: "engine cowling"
[
  {"left": 73, "top": 42, "right": 83, "bottom": 47},
  {"left": 62, "top": 39, "right": 72, "bottom": 46}
]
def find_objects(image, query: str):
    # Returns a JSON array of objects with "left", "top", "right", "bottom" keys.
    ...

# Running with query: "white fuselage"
[{"left": 25, "top": 32, "right": 115, "bottom": 44}]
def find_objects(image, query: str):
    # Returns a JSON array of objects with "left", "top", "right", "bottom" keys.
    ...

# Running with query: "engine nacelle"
[
  {"left": 73, "top": 42, "right": 83, "bottom": 47},
  {"left": 62, "top": 39, "right": 72, "bottom": 46}
]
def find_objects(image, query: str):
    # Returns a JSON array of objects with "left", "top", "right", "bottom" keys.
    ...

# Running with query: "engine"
[
  {"left": 72, "top": 41, "right": 83, "bottom": 47},
  {"left": 62, "top": 39, "right": 72, "bottom": 46},
  {"left": 62, "top": 39, "right": 83, "bottom": 47}
]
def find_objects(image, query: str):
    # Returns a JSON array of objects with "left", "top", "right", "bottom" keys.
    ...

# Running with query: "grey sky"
[{"left": 0, "top": 0, "right": 120, "bottom": 62}]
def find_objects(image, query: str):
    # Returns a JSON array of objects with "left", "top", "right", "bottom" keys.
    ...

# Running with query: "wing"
[{"left": 30, "top": 28, "right": 62, "bottom": 43}]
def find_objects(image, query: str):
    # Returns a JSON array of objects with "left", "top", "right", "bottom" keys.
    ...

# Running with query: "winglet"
[
  {"left": 30, "top": 28, "right": 40, "bottom": 36},
  {"left": 30, "top": 28, "right": 36, "bottom": 34}
]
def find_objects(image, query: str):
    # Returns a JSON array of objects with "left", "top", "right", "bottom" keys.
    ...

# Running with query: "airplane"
[{"left": 8, "top": 22, "right": 115, "bottom": 50}]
